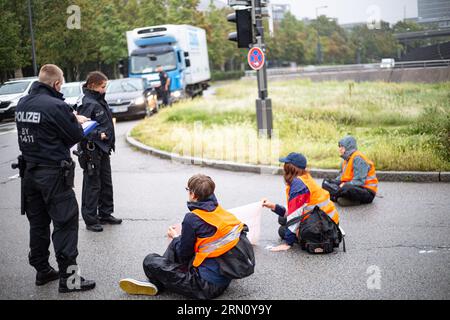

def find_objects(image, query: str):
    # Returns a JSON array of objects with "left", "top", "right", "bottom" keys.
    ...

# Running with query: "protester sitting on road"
[
  {"left": 119, "top": 174, "right": 255, "bottom": 300},
  {"left": 322, "top": 135, "right": 378, "bottom": 206},
  {"left": 262, "top": 153, "right": 340, "bottom": 252}
]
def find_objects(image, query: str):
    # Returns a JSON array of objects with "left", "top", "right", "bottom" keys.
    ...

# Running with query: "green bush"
[
  {"left": 413, "top": 106, "right": 450, "bottom": 160},
  {"left": 211, "top": 70, "right": 245, "bottom": 82}
]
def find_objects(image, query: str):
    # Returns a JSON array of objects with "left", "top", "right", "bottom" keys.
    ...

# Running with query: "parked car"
[
  {"left": 61, "top": 81, "right": 83, "bottom": 109},
  {"left": 105, "top": 78, "right": 158, "bottom": 120},
  {"left": 0, "top": 78, "right": 38, "bottom": 121}
]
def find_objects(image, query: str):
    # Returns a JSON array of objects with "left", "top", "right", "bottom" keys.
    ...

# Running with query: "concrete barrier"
[{"left": 265, "top": 66, "right": 450, "bottom": 83}]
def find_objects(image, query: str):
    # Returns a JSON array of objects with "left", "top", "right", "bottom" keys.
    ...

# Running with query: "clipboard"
[{"left": 82, "top": 120, "right": 98, "bottom": 136}]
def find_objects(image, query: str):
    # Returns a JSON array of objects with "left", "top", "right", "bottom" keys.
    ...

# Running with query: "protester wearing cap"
[
  {"left": 322, "top": 136, "right": 378, "bottom": 206},
  {"left": 262, "top": 152, "right": 340, "bottom": 252}
]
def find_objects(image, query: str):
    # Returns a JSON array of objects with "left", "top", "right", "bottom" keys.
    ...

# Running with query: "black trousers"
[
  {"left": 322, "top": 179, "right": 375, "bottom": 204},
  {"left": 160, "top": 89, "right": 171, "bottom": 106},
  {"left": 143, "top": 240, "right": 229, "bottom": 300},
  {"left": 81, "top": 151, "right": 114, "bottom": 225},
  {"left": 24, "top": 166, "right": 79, "bottom": 274}
]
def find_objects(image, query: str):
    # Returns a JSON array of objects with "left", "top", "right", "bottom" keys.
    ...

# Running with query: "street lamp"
[
  {"left": 315, "top": 6, "right": 327, "bottom": 65},
  {"left": 315, "top": 5, "right": 328, "bottom": 19},
  {"left": 27, "top": 0, "right": 38, "bottom": 76}
]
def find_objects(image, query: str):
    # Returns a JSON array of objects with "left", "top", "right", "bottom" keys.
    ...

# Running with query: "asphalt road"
[{"left": 0, "top": 118, "right": 449, "bottom": 300}]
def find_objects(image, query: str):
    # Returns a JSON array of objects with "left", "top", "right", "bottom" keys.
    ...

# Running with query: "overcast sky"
[{"left": 222, "top": 0, "right": 419, "bottom": 24}]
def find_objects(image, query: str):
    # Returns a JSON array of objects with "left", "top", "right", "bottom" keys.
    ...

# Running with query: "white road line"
[
  {"left": 0, "top": 129, "right": 17, "bottom": 136},
  {"left": 0, "top": 123, "right": 15, "bottom": 128},
  {"left": 8, "top": 174, "right": 19, "bottom": 180}
]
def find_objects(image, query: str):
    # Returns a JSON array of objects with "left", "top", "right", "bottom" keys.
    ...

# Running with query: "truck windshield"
[{"left": 130, "top": 51, "right": 177, "bottom": 74}]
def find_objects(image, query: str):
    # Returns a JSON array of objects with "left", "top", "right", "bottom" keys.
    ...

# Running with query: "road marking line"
[
  {"left": 8, "top": 174, "right": 19, "bottom": 180},
  {"left": 0, "top": 129, "right": 17, "bottom": 136}
]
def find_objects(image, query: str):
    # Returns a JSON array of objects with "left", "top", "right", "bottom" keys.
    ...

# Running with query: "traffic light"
[{"left": 227, "top": 9, "right": 253, "bottom": 48}]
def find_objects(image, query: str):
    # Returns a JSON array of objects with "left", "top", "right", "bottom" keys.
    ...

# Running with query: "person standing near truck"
[{"left": 157, "top": 65, "right": 171, "bottom": 106}]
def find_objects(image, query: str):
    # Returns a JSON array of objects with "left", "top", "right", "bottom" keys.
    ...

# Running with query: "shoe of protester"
[
  {"left": 86, "top": 224, "right": 103, "bottom": 232},
  {"left": 99, "top": 215, "right": 122, "bottom": 225},
  {"left": 119, "top": 278, "right": 158, "bottom": 296},
  {"left": 337, "top": 197, "right": 361, "bottom": 207},
  {"left": 59, "top": 277, "right": 96, "bottom": 293},
  {"left": 35, "top": 267, "right": 60, "bottom": 286}
]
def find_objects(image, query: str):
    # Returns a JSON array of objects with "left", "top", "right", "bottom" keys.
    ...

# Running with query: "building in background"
[
  {"left": 417, "top": 0, "right": 450, "bottom": 28},
  {"left": 198, "top": 0, "right": 227, "bottom": 11},
  {"left": 271, "top": 3, "right": 291, "bottom": 22}
]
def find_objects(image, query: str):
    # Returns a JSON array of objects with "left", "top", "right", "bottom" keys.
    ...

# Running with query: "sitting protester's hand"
[
  {"left": 167, "top": 226, "right": 179, "bottom": 239},
  {"left": 339, "top": 182, "right": 345, "bottom": 188},
  {"left": 270, "top": 243, "right": 291, "bottom": 252},
  {"left": 262, "top": 198, "right": 276, "bottom": 210}
]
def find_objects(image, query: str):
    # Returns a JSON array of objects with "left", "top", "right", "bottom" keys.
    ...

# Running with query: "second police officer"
[
  {"left": 77, "top": 71, "right": 122, "bottom": 232},
  {"left": 14, "top": 64, "right": 95, "bottom": 292}
]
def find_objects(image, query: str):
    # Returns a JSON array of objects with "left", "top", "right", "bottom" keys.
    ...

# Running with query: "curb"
[{"left": 126, "top": 128, "right": 450, "bottom": 183}]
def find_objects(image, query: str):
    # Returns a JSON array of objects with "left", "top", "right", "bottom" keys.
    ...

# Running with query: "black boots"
[
  {"left": 86, "top": 224, "right": 103, "bottom": 232},
  {"left": 59, "top": 276, "right": 96, "bottom": 293},
  {"left": 86, "top": 215, "right": 122, "bottom": 232},
  {"left": 99, "top": 215, "right": 122, "bottom": 225},
  {"left": 35, "top": 267, "right": 60, "bottom": 286}
]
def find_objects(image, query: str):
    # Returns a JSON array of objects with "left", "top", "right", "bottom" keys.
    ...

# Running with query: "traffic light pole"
[{"left": 252, "top": 0, "right": 273, "bottom": 139}]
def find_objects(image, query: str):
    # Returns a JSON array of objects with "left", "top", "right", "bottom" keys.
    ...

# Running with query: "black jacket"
[
  {"left": 15, "top": 81, "right": 84, "bottom": 165},
  {"left": 78, "top": 86, "right": 115, "bottom": 153},
  {"left": 171, "top": 194, "right": 232, "bottom": 286}
]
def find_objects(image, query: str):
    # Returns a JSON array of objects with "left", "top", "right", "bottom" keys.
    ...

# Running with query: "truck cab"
[{"left": 126, "top": 25, "right": 210, "bottom": 100}]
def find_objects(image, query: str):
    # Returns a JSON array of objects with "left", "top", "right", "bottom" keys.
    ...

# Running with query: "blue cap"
[{"left": 279, "top": 152, "right": 307, "bottom": 169}]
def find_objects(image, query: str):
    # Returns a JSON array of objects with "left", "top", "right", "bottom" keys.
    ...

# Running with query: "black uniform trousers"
[
  {"left": 81, "top": 150, "right": 114, "bottom": 225},
  {"left": 24, "top": 165, "right": 79, "bottom": 275},
  {"left": 322, "top": 179, "right": 375, "bottom": 204},
  {"left": 158, "top": 87, "right": 171, "bottom": 106},
  {"left": 143, "top": 240, "right": 229, "bottom": 300}
]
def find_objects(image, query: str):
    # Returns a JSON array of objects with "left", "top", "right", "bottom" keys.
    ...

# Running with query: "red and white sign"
[{"left": 248, "top": 47, "right": 265, "bottom": 71}]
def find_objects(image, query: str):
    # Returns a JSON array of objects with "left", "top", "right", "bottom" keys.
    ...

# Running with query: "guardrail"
[
  {"left": 394, "top": 59, "right": 450, "bottom": 69},
  {"left": 244, "top": 60, "right": 450, "bottom": 77}
]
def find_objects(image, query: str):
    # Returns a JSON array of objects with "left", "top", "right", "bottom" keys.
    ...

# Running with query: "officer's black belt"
[{"left": 26, "top": 161, "right": 72, "bottom": 169}]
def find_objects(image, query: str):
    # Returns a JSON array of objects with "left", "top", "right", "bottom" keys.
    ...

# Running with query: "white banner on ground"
[{"left": 228, "top": 201, "right": 263, "bottom": 245}]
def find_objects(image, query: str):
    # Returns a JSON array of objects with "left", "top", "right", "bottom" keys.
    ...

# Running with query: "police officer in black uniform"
[
  {"left": 157, "top": 65, "right": 171, "bottom": 106},
  {"left": 14, "top": 64, "right": 95, "bottom": 293},
  {"left": 77, "top": 71, "right": 122, "bottom": 232}
]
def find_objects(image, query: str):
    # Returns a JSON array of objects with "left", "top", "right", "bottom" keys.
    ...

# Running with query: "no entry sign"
[{"left": 248, "top": 47, "right": 265, "bottom": 71}]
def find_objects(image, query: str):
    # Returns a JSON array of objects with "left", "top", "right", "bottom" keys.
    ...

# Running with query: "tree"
[
  {"left": 350, "top": 22, "right": 399, "bottom": 63},
  {"left": 96, "top": 2, "right": 128, "bottom": 78},
  {"left": 267, "top": 12, "right": 305, "bottom": 65},
  {"left": 0, "top": 0, "right": 23, "bottom": 81}
]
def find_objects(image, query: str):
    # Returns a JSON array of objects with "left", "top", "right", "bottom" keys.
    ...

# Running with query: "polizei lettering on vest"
[
  {"left": 15, "top": 111, "right": 41, "bottom": 124},
  {"left": 177, "top": 304, "right": 211, "bottom": 318}
]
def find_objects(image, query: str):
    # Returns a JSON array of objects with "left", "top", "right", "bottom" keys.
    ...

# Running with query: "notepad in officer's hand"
[{"left": 82, "top": 120, "right": 98, "bottom": 136}]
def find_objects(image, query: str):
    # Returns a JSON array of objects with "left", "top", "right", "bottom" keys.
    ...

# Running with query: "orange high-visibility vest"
[
  {"left": 341, "top": 150, "right": 378, "bottom": 194},
  {"left": 191, "top": 206, "right": 244, "bottom": 267},
  {"left": 296, "top": 173, "right": 340, "bottom": 224}
]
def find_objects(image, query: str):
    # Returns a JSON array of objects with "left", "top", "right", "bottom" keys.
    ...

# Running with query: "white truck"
[{"left": 126, "top": 24, "right": 211, "bottom": 99}]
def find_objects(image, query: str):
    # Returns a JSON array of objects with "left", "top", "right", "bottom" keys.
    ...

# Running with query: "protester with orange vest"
[
  {"left": 119, "top": 174, "right": 254, "bottom": 300},
  {"left": 322, "top": 136, "right": 378, "bottom": 206},
  {"left": 262, "top": 153, "right": 340, "bottom": 252}
]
